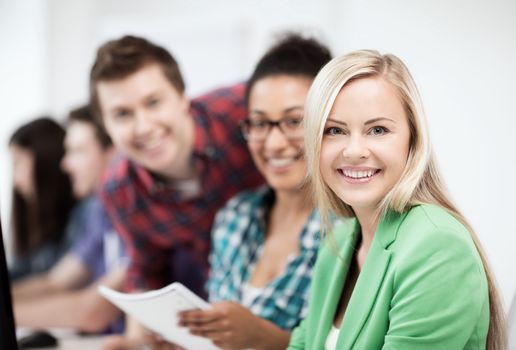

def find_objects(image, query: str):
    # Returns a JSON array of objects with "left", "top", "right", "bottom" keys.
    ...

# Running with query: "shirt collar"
[
  {"left": 130, "top": 160, "right": 184, "bottom": 201},
  {"left": 252, "top": 187, "right": 320, "bottom": 251}
]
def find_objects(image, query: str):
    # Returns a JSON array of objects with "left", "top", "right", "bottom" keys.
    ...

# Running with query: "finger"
[
  {"left": 155, "top": 342, "right": 185, "bottom": 350},
  {"left": 148, "top": 333, "right": 166, "bottom": 343},
  {"left": 177, "top": 309, "right": 197, "bottom": 317},
  {"left": 212, "top": 335, "right": 234, "bottom": 350},
  {"left": 144, "top": 337, "right": 181, "bottom": 350},
  {"left": 101, "top": 335, "right": 143, "bottom": 350},
  {"left": 187, "top": 313, "right": 232, "bottom": 331},
  {"left": 177, "top": 308, "right": 210, "bottom": 320},
  {"left": 213, "top": 341, "right": 233, "bottom": 350},
  {"left": 101, "top": 335, "right": 124, "bottom": 350},
  {"left": 179, "top": 310, "right": 221, "bottom": 326},
  {"left": 200, "top": 329, "right": 232, "bottom": 342},
  {"left": 180, "top": 309, "right": 220, "bottom": 321},
  {"left": 188, "top": 320, "right": 232, "bottom": 339},
  {"left": 167, "top": 345, "right": 186, "bottom": 350},
  {"left": 142, "top": 330, "right": 162, "bottom": 342}
]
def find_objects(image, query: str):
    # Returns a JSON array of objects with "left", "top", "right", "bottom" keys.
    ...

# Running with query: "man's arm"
[
  {"left": 12, "top": 254, "right": 92, "bottom": 300},
  {"left": 14, "top": 265, "right": 126, "bottom": 333}
]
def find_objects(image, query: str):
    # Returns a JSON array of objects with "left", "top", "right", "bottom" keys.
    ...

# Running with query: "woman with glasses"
[{"left": 176, "top": 34, "right": 332, "bottom": 350}]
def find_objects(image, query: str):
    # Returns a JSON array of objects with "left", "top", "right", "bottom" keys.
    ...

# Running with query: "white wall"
[
  {"left": 329, "top": 0, "right": 516, "bottom": 309},
  {"left": 1, "top": 0, "right": 515, "bottom": 307},
  {"left": 0, "top": 0, "right": 50, "bottom": 248}
]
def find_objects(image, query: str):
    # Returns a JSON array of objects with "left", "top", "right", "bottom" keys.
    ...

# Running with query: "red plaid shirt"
[{"left": 100, "top": 84, "right": 263, "bottom": 296}]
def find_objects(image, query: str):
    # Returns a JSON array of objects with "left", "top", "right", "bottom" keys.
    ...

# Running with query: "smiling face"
[
  {"left": 61, "top": 121, "right": 112, "bottom": 199},
  {"left": 97, "top": 63, "right": 193, "bottom": 180},
  {"left": 320, "top": 77, "right": 411, "bottom": 215},
  {"left": 247, "top": 75, "right": 312, "bottom": 193}
]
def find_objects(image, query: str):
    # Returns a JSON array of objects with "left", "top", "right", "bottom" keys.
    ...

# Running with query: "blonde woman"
[{"left": 287, "top": 51, "right": 505, "bottom": 349}]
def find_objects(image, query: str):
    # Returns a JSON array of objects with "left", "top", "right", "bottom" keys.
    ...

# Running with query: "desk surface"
[
  {"left": 18, "top": 327, "right": 105, "bottom": 349},
  {"left": 22, "top": 334, "right": 105, "bottom": 350},
  {"left": 55, "top": 335, "right": 105, "bottom": 349}
]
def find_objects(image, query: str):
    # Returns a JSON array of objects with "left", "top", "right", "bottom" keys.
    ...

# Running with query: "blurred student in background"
[
  {"left": 8, "top": 118, "right": 78, "bottom": 281},
  {"left": 13, "top": 105, "right": 127, "bottom": 334},
  {"left": 88, "top": 35, "right": 263, "bottom": 349},
  {"left": 177, "top": 34, "right": 332, "bottom": 350}
]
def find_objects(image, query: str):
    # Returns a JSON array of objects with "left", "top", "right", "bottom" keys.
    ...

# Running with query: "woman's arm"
[{"left": 179, "top": 301, "right": 290, "bottom": 350}]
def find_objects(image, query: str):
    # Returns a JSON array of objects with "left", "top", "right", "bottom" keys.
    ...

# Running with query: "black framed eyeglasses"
[{"left": 240, "top": 117, "right": 304, "bottom": 141}]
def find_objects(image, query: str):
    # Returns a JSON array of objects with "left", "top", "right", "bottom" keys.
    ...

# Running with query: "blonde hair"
[{"left": 304, "top": 50, "right": 506, "bottom": 349}]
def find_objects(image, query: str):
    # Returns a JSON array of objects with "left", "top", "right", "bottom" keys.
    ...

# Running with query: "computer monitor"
[{"left": 0, "top": 216, "right": 18, "bottom": 349}]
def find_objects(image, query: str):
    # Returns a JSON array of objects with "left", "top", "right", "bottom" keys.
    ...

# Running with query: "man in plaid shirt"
[{"left": 89, "top": 35, "right": 263, "bottom": 347}]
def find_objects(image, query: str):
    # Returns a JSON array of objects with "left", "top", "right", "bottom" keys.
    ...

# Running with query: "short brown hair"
[
  {"left": 67, "top": 104, "right": 112, "bottom": 149},
  {"left": 89, "top": 35, "right": 185, "bottom": 122}
]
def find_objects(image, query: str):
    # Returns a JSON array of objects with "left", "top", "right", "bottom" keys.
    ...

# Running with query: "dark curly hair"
[{"left": 245, "top": 33, "right": 332, "bottom": 103}]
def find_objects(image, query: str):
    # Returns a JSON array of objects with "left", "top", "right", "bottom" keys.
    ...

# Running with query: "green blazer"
[{"left": 288, "top": 204, "right": 489, "bottom": 349}]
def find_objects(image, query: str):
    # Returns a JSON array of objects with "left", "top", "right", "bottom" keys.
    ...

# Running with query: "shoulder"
[
  {"left": 191, "top": 83, "right": 245, "bottom": 108},
  {"left": 100, "top": 156, "right": 133, "bottom": 192},
  {"left": 190, "top": 83, "right": 246, "bottom": 125},
  {"left": 211, "top": 186, "right": 268, "bottom": 241},
  {"left": 391, "top": 204, "right": 486, "bottom": 285},
  {"left": 85, "top": 195, "right": 104, "bottom": 212},
  {"left": 216, "top": 185, "right": 269, "bottom": 216},
  {"left": 68, "top": 196, "right": 95, "bottom": 220},
  {"left": 385, "top": 205, "right": 489, "bottom": 340},
  {"left": 99, "top": 156, "right": 151, "bottom": 202},
  {"left": 394, "top": 204, "right": 476, "bottom": 253},
  {"left": 404, "top": 204, "right": 468, "bottom": 232},
  {"left": 82, "top": 195, "right": 111, "bottom": 227},
  {"left": 78, "top": 195, "right": 103, "bottom": 214},
  {"left": 98, "top": 156, "right": 148, "bottom": 215}
]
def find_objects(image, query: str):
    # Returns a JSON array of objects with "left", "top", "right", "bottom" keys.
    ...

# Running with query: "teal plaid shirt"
[{"left": 207, "top": 186, "right": 322, "bottom": 330}]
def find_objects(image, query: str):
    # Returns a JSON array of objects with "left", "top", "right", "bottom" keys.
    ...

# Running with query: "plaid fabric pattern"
[
  {"left": 207, "top": 186, "right": 322, "bottom": 330},
  {"left": 100, "top": 84, "right": 263, "bottom": 296}
]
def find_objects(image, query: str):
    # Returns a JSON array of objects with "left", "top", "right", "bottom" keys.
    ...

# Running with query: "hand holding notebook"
[{"left": 98, "top": 282, "right": 221, "bottom": 350}]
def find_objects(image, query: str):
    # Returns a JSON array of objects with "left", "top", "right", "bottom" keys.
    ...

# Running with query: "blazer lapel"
[
  {"left": 312, "top": 219, "right": 359, "bottom": 350},
  {"left": 335, "top": 211, "right": 404, "bottom": 349}
]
